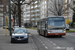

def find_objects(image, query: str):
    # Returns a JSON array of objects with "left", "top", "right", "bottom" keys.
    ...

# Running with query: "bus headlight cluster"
[
  {"left": 63, "top": 30, "right": 66, "bottom": 33},
  {"left": 48, "top": 31, "right": 50, "bottom": 33}
]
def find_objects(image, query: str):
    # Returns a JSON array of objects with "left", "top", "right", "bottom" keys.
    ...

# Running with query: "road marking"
[
  {"left": 50, "top": 41, "right": 53, "bottom": 43},
  {"left": 53, "top": 43, "right": 56, "bottom": 46},
  {"left": 34, "top": 36, "right": 49, "bottom": 50},
  {"left": 55, "top": 46, "right": 61, "bottom": 49},
  {"left": 45, "top": 46, "right": 48, "bottom": 49},
  {"left": 43, "top": 44, "right": 45, "bottom": 46},
  {"left": 48, "top": 40, "right": 50, "bottom": 41},
  {"left": 54, "top": 47, "right": 74, "bottom": 50}
]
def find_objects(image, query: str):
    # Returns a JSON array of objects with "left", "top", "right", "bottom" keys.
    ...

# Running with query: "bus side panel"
[
  {"left": 47, "top": 33, "right": 66, "bottom": 36},
  {"left": 37, "top": 22, "right": 41, "bottom": 35}
]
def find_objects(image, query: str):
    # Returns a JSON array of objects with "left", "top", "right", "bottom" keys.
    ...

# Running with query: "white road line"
[
  {"left": 45, "top": 46, "right": 48, "bottom": 49},
  {"left": 43, "top": 44, "right": 45, "bottom": 46},
  {"left": 56, "top": 46, "right": 61, "bottom": 49},
  {"left": 53, "top": 43, "right": 56, "bottom": 46},
  {"left": 34, "top": 36, "right": 49, "bottom": 50},
  {"left": 48, "top": 40, "right": 50, "bottom": 41},
  {"left": 50, "top": 41, "right": 53, "bottom": 43}
]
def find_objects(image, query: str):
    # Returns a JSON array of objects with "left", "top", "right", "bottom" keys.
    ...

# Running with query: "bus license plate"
[{"left": 56, "top": 33, "right": 58, "bottom": 35}]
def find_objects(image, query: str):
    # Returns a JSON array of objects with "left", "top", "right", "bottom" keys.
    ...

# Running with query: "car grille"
[{"left": 15, "top": 37, "right": 24, "bottom": 39}]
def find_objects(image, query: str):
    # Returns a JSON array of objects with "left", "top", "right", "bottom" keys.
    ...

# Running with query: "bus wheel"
[
  {"left": 39, "top": 31, "right": 41, "bottom": 35},
  {"left": 59, "top": 35, "right": 62, "bottom": 37},
  {"left": 45, "top": 33, "right": 47, "bottom": 37}
]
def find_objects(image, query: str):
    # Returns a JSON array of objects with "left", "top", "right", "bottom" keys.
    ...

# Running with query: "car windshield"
[{"left": 13, "top": 29, "right": 27, "bottom": 34}]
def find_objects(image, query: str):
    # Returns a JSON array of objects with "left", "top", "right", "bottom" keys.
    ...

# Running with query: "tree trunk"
[
  {"left": 18, "top": 0, "right": 21, "bottom": 27},
  {"left": 13, "top": 15, "right": 15, "bottom": 26},
  {"left": 73, "top": 12, "right": 75, "bottom": 23}
]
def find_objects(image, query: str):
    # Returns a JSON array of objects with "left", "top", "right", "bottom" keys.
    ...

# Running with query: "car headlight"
[
  {"left": 24, "top": 34, "right": 28, "bottom": 38},
  {"left": 24, "top": 36, "right": 28, "bottom": 38}
]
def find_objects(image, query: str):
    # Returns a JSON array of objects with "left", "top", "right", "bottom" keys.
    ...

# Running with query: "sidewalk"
[{"left": 0, "top": 27, "right": 9, "bottom": 35}]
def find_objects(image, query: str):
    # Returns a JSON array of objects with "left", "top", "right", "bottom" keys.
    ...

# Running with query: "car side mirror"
[{"left": 28, "top": 32, "right": 30, "bottom": 34}]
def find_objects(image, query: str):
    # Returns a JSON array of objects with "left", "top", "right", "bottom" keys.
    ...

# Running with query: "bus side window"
[
  {"left": 45, "top": 24, "right": 47, "bottom": 29},
  {"left": 42, "top": 21, "right": 45, "bottom": 28}
]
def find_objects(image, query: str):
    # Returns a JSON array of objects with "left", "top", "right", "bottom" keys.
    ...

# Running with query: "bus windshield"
[{"left": 48, "top": 17, "right": 65, "bottom": 28}]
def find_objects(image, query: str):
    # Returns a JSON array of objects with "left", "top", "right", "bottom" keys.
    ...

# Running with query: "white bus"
[{"left": 37, "top": 17, "right": 66, "bottom": 37}]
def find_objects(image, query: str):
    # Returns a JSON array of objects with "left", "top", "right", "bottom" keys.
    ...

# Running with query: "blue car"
[{"left": 11, "top": 28, "right": 30, "bottom": 43}]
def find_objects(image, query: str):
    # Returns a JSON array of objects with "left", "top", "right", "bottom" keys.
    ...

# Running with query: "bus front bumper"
[{"left": 47, "top": 33, "right": 66, "bottom": 36}]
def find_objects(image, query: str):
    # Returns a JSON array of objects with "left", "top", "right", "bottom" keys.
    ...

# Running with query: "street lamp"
[{"left": 9, "top": 0, "right": 11, "bottom": 36}]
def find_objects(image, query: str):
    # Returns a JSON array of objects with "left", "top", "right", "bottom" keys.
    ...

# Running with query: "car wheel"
[
  {"left": 11, "top": 40, "right": 14, "bottom": 43},
  {"left": 11, "top": 39, "right": 14, "bottom": 43},
  {"left": 25, "top": 39, "right": 28, "bottom": 43}
]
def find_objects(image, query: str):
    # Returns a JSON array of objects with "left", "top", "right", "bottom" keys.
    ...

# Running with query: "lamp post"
[
  {"left": 67, "top": 0, "right": 69, "bottom": 18},
  {"left": 47, "top": 0, "right": 48, "bottom": 17},
  {"left": 9, "top": 0, "right": 11, "bottom": 36}
]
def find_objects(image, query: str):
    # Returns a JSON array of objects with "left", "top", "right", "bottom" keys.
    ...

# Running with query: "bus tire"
[
  {"left": 39, "top": 31, "right": 41, "bottom": 35},
  {"left": 44, "top": 31, "right": 46, "bottom": 37},
  {"left": 45, "top": 33, "right": 47, "bottom": 37},
  {"left": 59, "top": 35, "right": 62, "bottom": 37}
]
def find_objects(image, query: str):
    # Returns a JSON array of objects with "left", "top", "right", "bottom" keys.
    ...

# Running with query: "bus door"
[
  {"left": 40, "top": 21, "right": 42, "bottom": 35},
  {"left": 41, "top": 21, "right": 46, "bottom": 35}
]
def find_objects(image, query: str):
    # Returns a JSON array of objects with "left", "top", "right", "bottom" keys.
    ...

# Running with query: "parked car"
[
  {"left": 3, "top": 26, "right": 9, "bottom": 29},
  {"left": 11, "top": 28, "right": 30, "bottom": 43},
  {"left": 13, "top": 26, "right": 19, "bottom": 30},
  {"left": 66, "top": 24, "right": 70, "bottom": 30},
  {"left": 21, "top": 26, "right": 25, "bottom": 28}
]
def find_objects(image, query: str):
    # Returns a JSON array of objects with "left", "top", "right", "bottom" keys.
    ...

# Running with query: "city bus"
[{"left": 37, "top": 17, "right": 66, "bottom": 37}]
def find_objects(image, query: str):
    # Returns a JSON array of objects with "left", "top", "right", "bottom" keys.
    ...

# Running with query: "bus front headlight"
[
  {"left": 63, "top": 30, "right": 66, "bottom": 33},
  {"left": 48, "top": 31, "right": 50, "bottom": 33}
]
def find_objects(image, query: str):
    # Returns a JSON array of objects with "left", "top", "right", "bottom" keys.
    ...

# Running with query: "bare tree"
[
  {"left": 11, "top": 3, "right": 17, "bottom": 26},
  {"left": 69, "top": 0, "right": 75, "bottom": 24},
  {"left": 48, "top": 0, "right": 65, "bottom": 16},
  {"left": 0, "top": 0, "right": 3, "bottom": 4},
  {"left": 11, "top": 0, "right": 31, "bottom": 27}
]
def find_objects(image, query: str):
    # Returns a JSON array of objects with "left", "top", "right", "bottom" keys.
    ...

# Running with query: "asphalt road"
[
  {"left": 27, "top": 29, "right": 75, "bottom": 50},
  {"left": 0, "top": 28, "right": 75, "bottom": 50}
]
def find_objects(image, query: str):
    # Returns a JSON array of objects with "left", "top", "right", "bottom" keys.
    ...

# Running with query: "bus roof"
[{"left": 37, "top": 16, "right": 64, "bottom": 22}]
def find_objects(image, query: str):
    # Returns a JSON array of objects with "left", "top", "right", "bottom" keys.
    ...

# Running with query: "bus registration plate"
[{"left": 56, "top": 33, "right": 58, "bottom": 35}]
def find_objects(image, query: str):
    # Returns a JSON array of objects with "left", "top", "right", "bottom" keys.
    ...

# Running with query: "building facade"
[
  {"left": 22, "top": 0, "right": 74, "bottom": 27},
  {"left": 23, "top": 0, "right": 40, "bottom": 26},
  {"left": 22, "top": 4, "right": 30, "bottom": 24},
  {"left": 0, "top": 5, "right": 3, "bottom": 26},
  {"left": 0, "top": 0, "right": 9, "bottom": 26},
  {"left": 63, "top": 0, "right": 73, "bottom": 21},
  {"left": 30, "top": 0, "right": 40, "bottom": 26}
]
